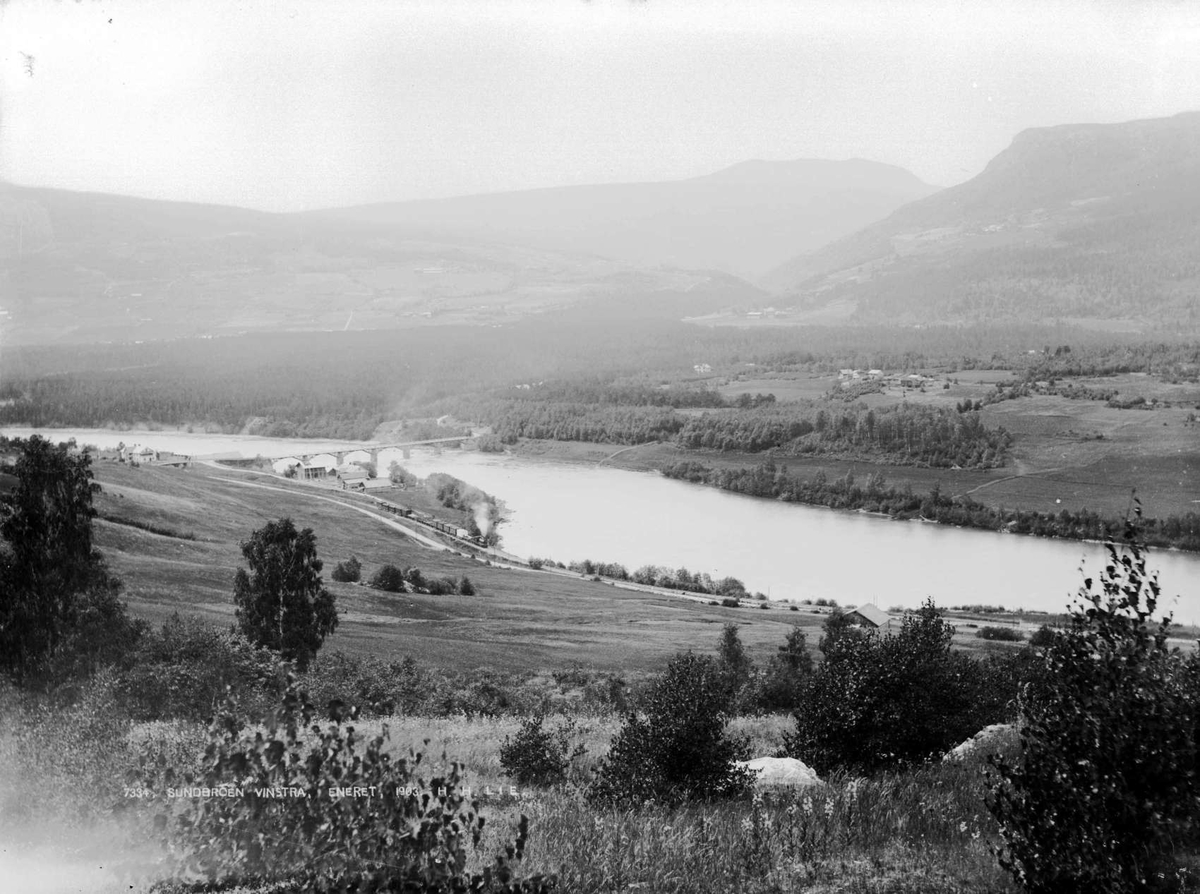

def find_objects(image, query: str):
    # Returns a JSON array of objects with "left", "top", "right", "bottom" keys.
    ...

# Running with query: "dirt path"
[
  {"left": 958, "top": 465, "right": 1071, "bottom": 497},
  {"left": 597, "top": 442, "right": 657, "bottom": 466}
]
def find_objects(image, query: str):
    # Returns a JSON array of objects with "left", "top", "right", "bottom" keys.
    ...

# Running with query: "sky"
[{"left": 1, "top": 0, "right": 1198, "bottom": 212}]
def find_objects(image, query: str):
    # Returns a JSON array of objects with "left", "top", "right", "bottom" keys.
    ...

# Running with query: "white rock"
[
  {"left": 942, "top": 723, "right": 1015, "bottom": 762},
  {"left": 734, "top": 756, "right": 823, "bottom": 788}
]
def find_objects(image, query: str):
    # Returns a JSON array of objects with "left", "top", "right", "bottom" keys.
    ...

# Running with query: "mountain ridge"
[
  {"left": 306, "top": 158, "right": 937, "bottom": 282},
  {"left": 762, "top": 111, "right": 1200, "bottom": 328}
]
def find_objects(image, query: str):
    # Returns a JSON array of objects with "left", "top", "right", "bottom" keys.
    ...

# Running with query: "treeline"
[
  {"left": 4, "top": 322, "right": 1198, "bottom": 437},
  {"left": 675, "top": 402, "right": 1010, "bottom": 468},
  {"left": 435, "top": 392, "right": 1010, "bottom": 469},
  {"left": 662, "top": 460, "right": 1200, "bottom": 552},
  {"left": 1021, "top": 341, "right": 1200, "bottom": 383},
  {"left": 544, "top": 557, "right": 755, "bottom": 600},
  {"left": 503, "top": 379, "right": 731, "bottom": 408}
]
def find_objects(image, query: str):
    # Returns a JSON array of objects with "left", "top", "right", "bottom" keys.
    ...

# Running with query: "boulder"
[
  {"left": 942, "top": 723, "right": 1015, "bottom": 762},
  {"left": 734, "top": 756, "right": 823, "bottom": 788}
]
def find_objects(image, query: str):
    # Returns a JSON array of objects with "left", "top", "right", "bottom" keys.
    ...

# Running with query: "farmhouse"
[
  {"left": 336, "top": 465, "right": 369, "bottom": 488},
  {"left": 302, "top": 453, "right": 338, "bottom": 479},
  {"left": 846, "top": 604, "right": 893, "bottom": 631}
]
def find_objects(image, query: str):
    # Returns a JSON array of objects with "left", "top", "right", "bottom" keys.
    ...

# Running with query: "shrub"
[
  {"left": 331, "top": 555, "right": 362, "bottom": 583},
  {"left": 139, "top": 675, "right": 553, "bottom": 893},
  {"left": 119, "top": 614, "right": 286, "bottom": 721},
  {"left": 989, "top": 515, "right": 1200, "bottom": 892},
  {"left": 720, "top": 597, "right": 740, "bottom": 608},
  {"left": 499, "top": 714, "right": 586, "bottom": 787},
  {"left": 1028, "top": 624, "right": 1056, "bottom": 648},
  {"left": 587, "top": 652, "right": 753, "bottom": 807},
  {"left": 425, "top": 576, "right": 461, "bottom": 596},
  {"left": 787, "top": 600, "right": 999, "bottom": 774},
  {"left": 369, "top": 564, "right": 406, "bottom": 593},
  {"left": 458, "top": 576, "right": 476, "bottom": 596},
  {"left": 303, "top": 650, "right": 404, "bottom": 716},
  {"left": 976, "top": 625, "right": 1024, "bottom": 642}
]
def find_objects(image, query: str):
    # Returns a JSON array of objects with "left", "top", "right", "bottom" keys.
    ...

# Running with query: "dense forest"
[
  {"left": 663, "top": 460, "right": 1200, "bottom": 552},
  {"left": 1, "top": 323, "right": 1197, "bottom": 439},
  {"left": 434, "top": 389, "right": 1011, "bottom": 469}
]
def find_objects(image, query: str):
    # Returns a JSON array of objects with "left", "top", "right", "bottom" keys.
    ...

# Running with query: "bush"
[
  {"left": 425, "top": 576, "right": 461, "bottom": 596},
  {"left": 587, "top": 652, "right": 753, "bottom": 807},
  {"left": 119, "top": 614, "right": 286, "bottom": 721},
  {"left": 499, "top": 714, "right": 586, "bottom": 787},
  {"left": 786, "top": 600, "right": 1000, "bottom": 774},
  {"left": 975, "top": 625, "right": 1024, "bottom": 641},
  {"left": 720, "top": 597, "right": 740, "bottom": 608},
  {"left": 369, "top": 564, "right": 406, "bottom": 593},
  {"left": 139, "top": 675, "right": 553, "bottom": 892},
  {"left": 989, "top": 515, "right": 1200, "bottom": 891},
  {"left": 331, "top": 555, "right": 362, "bottom": 583},
  {"left": 458, "top": 576, "right": 476, "bottom": 596},
  {"left": 1028, "top": 624, "right": 1057, "bottom": 648}
]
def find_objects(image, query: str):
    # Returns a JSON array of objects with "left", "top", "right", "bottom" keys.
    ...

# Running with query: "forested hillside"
[
  {"left": 3, "top": 324, "right": 1197, "bottom": 439},
  {"left": 765, "top": 112, "right": 1200, "bottom": 328}
]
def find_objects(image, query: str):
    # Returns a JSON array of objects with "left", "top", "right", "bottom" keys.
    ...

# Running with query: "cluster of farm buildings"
[
  {"left": 837, "top": 369, "right": 936, "bottom": 388},
  {"left": 271, "top": 452, "right": 392, "bottom": 491}
]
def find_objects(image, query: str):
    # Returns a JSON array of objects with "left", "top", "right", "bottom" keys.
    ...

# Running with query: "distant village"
[{"left": 836, "top": 368, "right": 937, "bottom": 389}]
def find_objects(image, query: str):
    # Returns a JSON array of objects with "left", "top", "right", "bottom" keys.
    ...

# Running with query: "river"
[{"left": 7, "top": 427, "right": 1198, "bottom": 619}]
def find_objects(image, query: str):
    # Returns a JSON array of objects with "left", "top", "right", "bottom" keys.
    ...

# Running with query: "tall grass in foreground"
[
  {"left": 2, "top": 697, "right": 1018, "bottom": 893},
  {"left": 499, "top": 759, "right": 1017, "bottom": 894}
]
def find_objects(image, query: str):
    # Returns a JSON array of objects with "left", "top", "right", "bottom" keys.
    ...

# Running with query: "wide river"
[{"left": 8, "top": 427, "right": 1199, "bottom": 619}]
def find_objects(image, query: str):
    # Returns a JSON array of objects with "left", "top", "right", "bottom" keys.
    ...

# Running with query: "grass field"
[
  {"left": 92, "top": 462, "right": 834, "bottom": 673},
  {"left": 89, "top": 460, "right": 1073, "bottom": 673}
]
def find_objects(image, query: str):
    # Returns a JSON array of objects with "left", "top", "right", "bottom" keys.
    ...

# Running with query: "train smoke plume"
[{"left": 472, "top": 501, "right": 491, "bottom": 536}]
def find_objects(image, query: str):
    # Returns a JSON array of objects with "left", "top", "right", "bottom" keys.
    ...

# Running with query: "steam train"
[{"left": 371, "top": 497, "right": 487, "bottom": 546}]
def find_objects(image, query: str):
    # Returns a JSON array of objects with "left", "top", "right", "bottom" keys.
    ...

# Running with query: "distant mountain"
[
  {"left": 0, "top": 181, "right": 764, "bottom": 345},
  {"left": 763, "top": 112, "right": 1200, "bottom": 328},
  {"left": 307, "top": 159, "right": 937, "bottom": 283}
]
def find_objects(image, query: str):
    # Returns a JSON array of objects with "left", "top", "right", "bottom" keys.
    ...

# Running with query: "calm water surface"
[{"left": 9, "top": 428, "right": 1198, "bottom": 618}]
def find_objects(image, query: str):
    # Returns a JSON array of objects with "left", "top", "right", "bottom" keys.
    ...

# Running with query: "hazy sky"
[{"left": 2, "top": 0, "right": 1198, "bottom": 212}]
